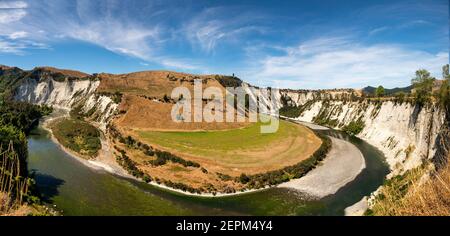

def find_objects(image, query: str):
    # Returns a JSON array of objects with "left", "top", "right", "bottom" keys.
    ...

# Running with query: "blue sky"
[{"left": 0, "top": 0, "right": 448, "bottom": 89}]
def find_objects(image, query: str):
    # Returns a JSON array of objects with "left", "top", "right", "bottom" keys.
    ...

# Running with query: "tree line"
[
  {"left": 107, "top": 124, "right": 201, "bottom": 169},
  {"left": 368, "top": 65, "right": 450, "bottom": 109}
]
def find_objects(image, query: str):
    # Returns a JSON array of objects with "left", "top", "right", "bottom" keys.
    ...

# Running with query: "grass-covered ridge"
[{"left": 50, "top": 118, "right": 101, "bottom": 158}]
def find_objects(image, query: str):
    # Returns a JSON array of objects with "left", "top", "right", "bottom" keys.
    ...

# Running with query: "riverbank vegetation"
[
  {"left": 0, "top": 89, "right": 54, "bottom": 215},
  {"left": 113, "top": 145, "right": 205, "bottom": 194},
  {"left": 0, "top": 99, "right": 52, "bottom": 184},
  {"left": 50, "top": 118, "right": 101, "bottom": 158},
  {"left": 0, "top": 144, "right": 35, "bottom": 215},
  {"left": 367, "top": 160, "right": 450, "bottom": 216},
  {"left": 342, "top": 120, "right": 365, "bottom": 136},
  {"left": 107, "top": 122, "right": 330, "bottom": 194},
  {"left": 242, "top": 134, "right": 331, "bottom": 189}
]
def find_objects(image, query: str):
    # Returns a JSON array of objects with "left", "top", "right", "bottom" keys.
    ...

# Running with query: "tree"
[
  {"left": 375, "top": 86, "right": 385, "bottom": 97},
  {"left": 411, "top": 69, "right": 435, "bottom": 106},
  {"left": 394, "top": 91, "right": 406, "bottom": 103},
  {"left": 443, "top": 64, "right": 449, "bottom": 79},
  {"left": 0, "top": 125, "right": 28, "bottom": 176},
  {"left": 438, "top": 65, "right": 450, "bottom": 112},
  {"left": 163, "top": 94, "right": 170, "bottom": 102}
]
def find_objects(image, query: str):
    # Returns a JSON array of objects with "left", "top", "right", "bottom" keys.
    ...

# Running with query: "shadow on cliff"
[{"left": 409, "top": 103, "right": 423, "bottom": 127}]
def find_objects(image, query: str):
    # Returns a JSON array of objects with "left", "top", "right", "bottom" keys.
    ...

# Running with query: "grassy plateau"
[{"left": 136, "top": 120, "right": 322, "bottom": 175}]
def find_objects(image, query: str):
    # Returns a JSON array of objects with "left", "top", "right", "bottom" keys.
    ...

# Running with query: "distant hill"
[{"left": 362, "top": 85, "right": 413, "bottom": 96}]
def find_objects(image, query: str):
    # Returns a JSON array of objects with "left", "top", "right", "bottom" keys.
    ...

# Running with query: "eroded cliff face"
[
  {"left": 278, "top": 89, "right": 446, "bottom": 176},
  {"left": 14, "top": 74, "right": 447, "bottom": 176},
  {"left": 14, "top": 77, "right": 118, "bottom": 130}
]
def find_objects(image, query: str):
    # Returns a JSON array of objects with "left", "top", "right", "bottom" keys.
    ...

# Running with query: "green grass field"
[{"left": 137, "top": 120, "right": 321, "bottom": 171}]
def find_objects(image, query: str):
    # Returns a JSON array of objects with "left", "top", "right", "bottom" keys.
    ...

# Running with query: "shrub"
[
  {"left": 412, "top": 69, "right": 435, "bottom": 106},
  {"left": 342, "top": 120, "right": 365, "bottom": 136},
  {"left": 51, "top": 118, "right": 101, "bottom": 157},
  {"left": 216, "top": 172, "right": 233, "bottom": 181},
  {"left": 115, "top": 148, "right": 145, "bottom": 179},
  {"left": 375, "top": 86, "right": 385, "bottom": 97},
  {"left": 239, "top": 173, "right": 250, "bottom": 184}
]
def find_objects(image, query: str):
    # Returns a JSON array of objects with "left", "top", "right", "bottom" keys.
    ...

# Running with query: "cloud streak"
[
  {"left": 369, "top": 26, "right": 390, "bottom": 36},
  {"left": 184, "top": 7, "right": 267, "bottom": 53},
  {"left": 0, "top": 1, "right": 27, "bottom": 24},
  {"left": 244, "top": 37, "right": 448, "bottom": 89},
  {"left": 0, "top": 0, "right": 202, "bottom": 70}
]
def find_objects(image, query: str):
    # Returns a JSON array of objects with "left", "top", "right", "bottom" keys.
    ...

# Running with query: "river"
[{"left": 27, "top": 122, "right": 388, "bottom": 215}]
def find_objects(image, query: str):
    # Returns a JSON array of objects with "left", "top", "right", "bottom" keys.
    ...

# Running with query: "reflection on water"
[{"left": 27, "top": 126, "right": 388, "bottom": 216}]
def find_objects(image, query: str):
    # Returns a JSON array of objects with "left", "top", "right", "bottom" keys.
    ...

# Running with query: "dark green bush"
[{"left": 342, "top": 120, "right": 365, "bottom": 136}]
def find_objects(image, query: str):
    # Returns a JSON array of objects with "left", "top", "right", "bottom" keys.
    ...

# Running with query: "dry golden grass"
[
  {"left": 0, "top": 192, "right": 34, "bottom": 216},
  {"left": 97, "top": 70, "right": 220, "bottom": 98},
  {"left": 398, "top": 164, "right": 450, "bottom": 215},
  {"left": 370, "top": 159, "right": 450, "bottom": 216},
  {"left": 101, "top": 70, "right": 250, "bottom": 131}
]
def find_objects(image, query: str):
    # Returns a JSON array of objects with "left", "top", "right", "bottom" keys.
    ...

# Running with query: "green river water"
[{"left": 27, "top": 125, "right": 389, "bottom": 215}]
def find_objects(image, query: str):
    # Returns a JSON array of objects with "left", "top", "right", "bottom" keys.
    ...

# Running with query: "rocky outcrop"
[{"left": 14, "top": 76, "right": 118, "bottom": 130}]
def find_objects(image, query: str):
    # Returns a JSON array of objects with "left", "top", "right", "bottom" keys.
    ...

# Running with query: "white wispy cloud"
[
  {"left": 0, "top": 37, "right": 48, "bottom": 54},
  {"left": 243, "top": 37, "right": 448, "bottom": 89},
  {"left": 0, "top": 1, "right": 27, "bottom": 23},
  {"left": 0, "top": 1, "right": 27, "bottom": 8},
  {"left": 369, "top": 26, "right": 390, "bottom": 36},
  {"left": 67, "top": 20, "right": 159, "bottom": 60},
  {"left": 0, "top": 0, "right": 47, "bottom": 55},
  {"left": 8, "top": 31, "right": 27, "bottom": 39},
  {"left": 399, "top": 19, "right": 431, "bottom": 28},
  {"left": 0, "top": 0, "right": 201, "bottom": 70},
  {"left": 368, "top": 19, "right": 432, "bottom": 36},
  {"left": 184, "top": 7, "right": 266, "bottom": 53}
]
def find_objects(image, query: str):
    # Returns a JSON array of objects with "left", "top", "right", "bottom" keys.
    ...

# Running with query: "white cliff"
[
  {"left": 277, "top": 90, "right": 445, "bottom": 176},
  {"left": 14, "top": 77, "right": 118, "bottom": 130},
  {"left": 15, "top": 76, "right": 446, "bottom": 176}
]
